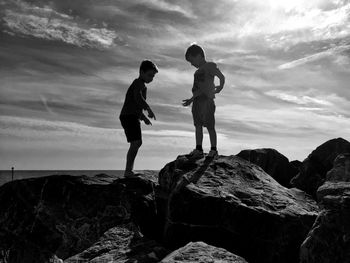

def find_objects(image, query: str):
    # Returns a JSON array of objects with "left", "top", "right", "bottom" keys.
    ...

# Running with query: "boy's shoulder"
[
  {"left": 198, "top": 61, "right": 217, "bottom": 71},
  {"left": 205, "top": 61, "right": 217, "bottom": 69},
  {"left": 130, "top": 78, "right": 146, "bottom": 89}
]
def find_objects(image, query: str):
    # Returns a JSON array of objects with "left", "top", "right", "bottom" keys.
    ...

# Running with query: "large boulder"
[
  {"left": 65, "top": 223, "right": 169, "bottom": 263},
  {"left": 160, "top": 241, "right": 248, "bottom": 263},
  {"left": 0, "top": 172, "right": 161, "bottom": 263},
  {"left": 237, "top": 148, "right": 298, "bottom": 188},
  {"left": 158, "top": 155, "right": 319, "bottom": 263},
  {"left": 300, "top": 153, "right": 350, "bottom": 263},
  {"left": 291, "top": 138, "right": 350, "bottom": 198}
]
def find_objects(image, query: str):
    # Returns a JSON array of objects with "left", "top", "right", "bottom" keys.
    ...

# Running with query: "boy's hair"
[
  {"left": 140, "top": 60, "right": 158, "bottom": 73},
  {"left": 185, "top": 44, "right": 205, "bottom": 61}
]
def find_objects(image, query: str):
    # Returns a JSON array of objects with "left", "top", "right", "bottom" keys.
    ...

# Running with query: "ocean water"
[{"left": 0, "top": 170, "right": 126, "bottom": 187}]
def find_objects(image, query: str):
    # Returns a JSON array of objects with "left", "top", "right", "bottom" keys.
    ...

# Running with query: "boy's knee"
[
  {"left": 131, "top": 140, "right": 142, "bottom": 148},
  {"left": 207, "top": 126, "right": 216, "bottom": 132}
]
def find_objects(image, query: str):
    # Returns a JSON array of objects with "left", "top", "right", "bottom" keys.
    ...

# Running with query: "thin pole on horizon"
[{"left": 11, "top": 167, "right": 14, "bottom": 181}]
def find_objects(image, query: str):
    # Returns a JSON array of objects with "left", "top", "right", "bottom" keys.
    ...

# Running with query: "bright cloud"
[
  {"left": 278, "top": 44, "right": 350, "bottom": 69},
  {"left": 0, "top": 0, "right": 349, "bottom": 169},
  {"left": 2, "top": 1, "right": 119, "bottom": 49}
]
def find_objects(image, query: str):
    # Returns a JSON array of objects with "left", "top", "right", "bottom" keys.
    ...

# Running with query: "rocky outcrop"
[
  {"left": 237, "top": 148, "right": 298, "bottom": 187},
  {"left": 291, "top": 138, "right": 350, "bottom": 198},
  {"left": 0, "top": 172, "right": 161, "bottom": 263},
  {"left": 160, "top": 241, "right": 248, "bottom": 263},
  {"left": 300, "top": 153, "right": 350, "bottom": 263},
  {"left": 65, "top": 223, "right": 169, "bottom": 263},
  {"left": 158, "top": 154, "right": 319, "bottom": 263},
  {"left": 3, "top": 139, "right": 349, "bottom": 263}
]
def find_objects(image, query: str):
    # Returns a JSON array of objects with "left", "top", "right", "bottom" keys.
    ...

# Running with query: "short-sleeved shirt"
[
  {"left": 192, "top": 62, "right": 218, "bottom": 100},
  {"left": 120, "top": 78, "right": 148, "bottom": 118}
]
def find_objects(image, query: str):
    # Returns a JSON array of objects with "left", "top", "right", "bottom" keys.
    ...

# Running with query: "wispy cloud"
[
  {"left": 265, "top": 90, "right": 332, "bottom": 106},
  {"left": 137, "top": 0, "right": 195, "bottom": 19},
  {"left": 278, "top": 44, "right": 350, "bottom": 69},
  {"left": 1, "top": 0, "right": 349, "bottom": 169},
  {"left": 2, "top": 1, "right": 119, "bottom": 49}
]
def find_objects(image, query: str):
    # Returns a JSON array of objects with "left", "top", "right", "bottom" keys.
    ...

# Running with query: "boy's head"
[
  {"left": 185, "top": 44, "right": 206, "bottom": 68},
  {"left": 139, "top": 60, "right": 158, "bottom": 83}
]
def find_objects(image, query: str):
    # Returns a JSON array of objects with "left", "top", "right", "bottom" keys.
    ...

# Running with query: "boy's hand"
[
  {"left": 143, "top": 117, "right": 152, "bottom": 125},
  {"left": 215, "top": 86, "right": 223, "bottom": 93},
  {"left": 147, "top": 107, "right": 156, "bottom": 120},
  {"left": 182, "top": 98, "right": 193, "bottom": 107}
]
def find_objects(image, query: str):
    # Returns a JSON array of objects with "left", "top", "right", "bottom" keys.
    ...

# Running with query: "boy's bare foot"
[{"left": 124, "top": 171, "right": 142, "bottom": 178}]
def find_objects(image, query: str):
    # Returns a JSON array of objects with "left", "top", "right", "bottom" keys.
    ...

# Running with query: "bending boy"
[
  {"left": 119, "top": 60, "right": 158, "bottom": 177},
  {"left": 182, "top": 44, "right": 225, "bottom": 158}
]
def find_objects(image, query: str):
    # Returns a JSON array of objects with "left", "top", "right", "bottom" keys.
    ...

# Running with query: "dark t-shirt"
[{"left": 120, "top": 78, "right": 148, "bottom": 118}]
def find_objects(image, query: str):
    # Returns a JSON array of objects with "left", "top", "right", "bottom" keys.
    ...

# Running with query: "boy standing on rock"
[
  {"left": 120, "top": 60, "right": 158, "bottom": 178},
  {"left": 182, "top": 44, "right": 225, "bottom": 158}
]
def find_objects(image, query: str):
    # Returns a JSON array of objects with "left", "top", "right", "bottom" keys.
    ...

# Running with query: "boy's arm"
[
  {"left": 192, "top": 87, "right": 204, "bottom": 99},
  {"left": 133, "top": 83, "right": 156, "bottom": 119},
  {"left": 133, "top": 83, "right": 150, "bottom": 111},
  {"left": 140, "top": 113, "right": 152, "bottom": 125},
  {"left": 182, "top": 86, "right": 203, "bottom": 107},
  {"left": 213, "top": 67, "right": 225, "bottom": 93}
]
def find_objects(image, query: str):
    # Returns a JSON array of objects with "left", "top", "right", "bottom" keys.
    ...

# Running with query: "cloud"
[
  {"left": 265, "top": 90, "right": 332, "bottom": 106},
  {"left": 137, "top": 0, "right": 195, "bottom": 19},
  {"left": 278, "top": 44, "right": 350, "bottom": 69},
  {"left": 1, "top": 0, "right": 349, "bottom": 169},
  {"left": 1, "top": 1, "right": 120, "bottom": 49}
]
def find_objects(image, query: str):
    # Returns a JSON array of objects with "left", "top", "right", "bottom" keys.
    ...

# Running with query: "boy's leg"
[
  {"left": 207, "top": 126, "right": 218, "bottom": 157},
  {"left": 207, "top": 126, "right": 217, "bottom": 149},
  {"left": 195, "top": 125, "right": 203, "bottom": 148},
  {"left": 205, "top": 99, "right": 217, "bottom": 157},
  {"left": 187, "top": 125, "right": 204, "bottom": 158},
  {"left": 125, "top": 140, "right": 142, "bottom": 174}
]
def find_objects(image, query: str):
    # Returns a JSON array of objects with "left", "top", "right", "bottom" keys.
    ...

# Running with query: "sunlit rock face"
[
  {"left": 300, "top": 153, "right": 350, "bottom": 263},
  {"left": 160, "top": 241, "right": 248, "bottom": 263},
  {"left": 158, "top": 154, "right": 319, "bottom": 263},
  {"left": 291, "top": 138, "right": 350, "bottom": 198},
  {"left": 237, "top": 148, "right": 298, "bottom": 188}
]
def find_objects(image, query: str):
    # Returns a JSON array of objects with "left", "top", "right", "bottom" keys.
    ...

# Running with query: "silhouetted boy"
[
  {"left": 120, "top": 60, "right": 158, "bottom": 177},
  {"left": 182, "top": 44, "right": 225, "bottom": 158}
]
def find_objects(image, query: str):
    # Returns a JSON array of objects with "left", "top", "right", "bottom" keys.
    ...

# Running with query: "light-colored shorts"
[{"left": 192, "top": 97, "right": 216, "bottom": 128}]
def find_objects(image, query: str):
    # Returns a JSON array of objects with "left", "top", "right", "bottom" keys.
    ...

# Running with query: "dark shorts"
[
  {"left": 120, "top": 115, "right": 141, "bottom": 142},
  {"left": 192, "top": 97, "right": 216, "bottom": 128}
]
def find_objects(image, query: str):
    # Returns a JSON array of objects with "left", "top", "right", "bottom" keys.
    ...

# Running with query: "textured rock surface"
[
  {"left": 160, "top": 241, "right": 248, "bottom": 263},
  {"left": 0, "top": 172, "right": 160, "bottom": 263},
  {"left": 159, "top": 155, "right": 319, "bottom": 263},
  {"left": 291, "top": 138, "right": 350, "bottom": 198},
  {"left": 300, "top": 153, "right": 350, "bottom": 263},
  {"left": 237, "top": 148, "right": 298, "bottom": 187},
  {"left": 65, "top": 223, "right": 169, "bottom": 263}
]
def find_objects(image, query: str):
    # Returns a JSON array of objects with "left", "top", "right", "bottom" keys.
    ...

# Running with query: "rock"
[
  {"left": 160, "top": 241, "right": 248, "bottom": 263},
  {"left": 300, "top": 153, "right": 350, "bottom": 263},
  {"left": 237, "top": 148, "right": 298, "bottom": 187},
  {"left": 290, "top": 160, "right": 302, "bottom": 171},
  {"left": 65, "top": 223, "right": 169, "bottom": 263},
  {"left": 0, "top": 172, "right": 160, "bottom": 263},
  {"left": 158, "top": 155, "right": 319, "bottom": 263},
  {"left": 290, "top": 138, "right": 350, "bottom": 198}
]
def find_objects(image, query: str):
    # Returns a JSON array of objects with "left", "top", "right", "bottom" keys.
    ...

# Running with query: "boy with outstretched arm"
[
  {"left": 119, "top": 60, "right": 158, "bottom": 177},
  {"left": 182, "top": 44, "right": 225, "bottom": 158}
]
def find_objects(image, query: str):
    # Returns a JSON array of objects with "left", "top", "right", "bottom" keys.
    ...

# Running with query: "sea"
[{"left": 0, "top": 170, "right": 127, "bottom": 187}]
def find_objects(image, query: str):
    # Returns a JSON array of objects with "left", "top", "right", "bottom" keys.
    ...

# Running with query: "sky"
[{"left": 0, "top": 0, "right": 349, "bottom": 170}]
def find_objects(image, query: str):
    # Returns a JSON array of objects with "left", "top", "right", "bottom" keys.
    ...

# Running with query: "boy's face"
[
  {"left": 187, "top": 54, "right": 203, "bottom": 68},
  {"left": 140, "top": 70, "right": 157, "bottom": 83}
]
